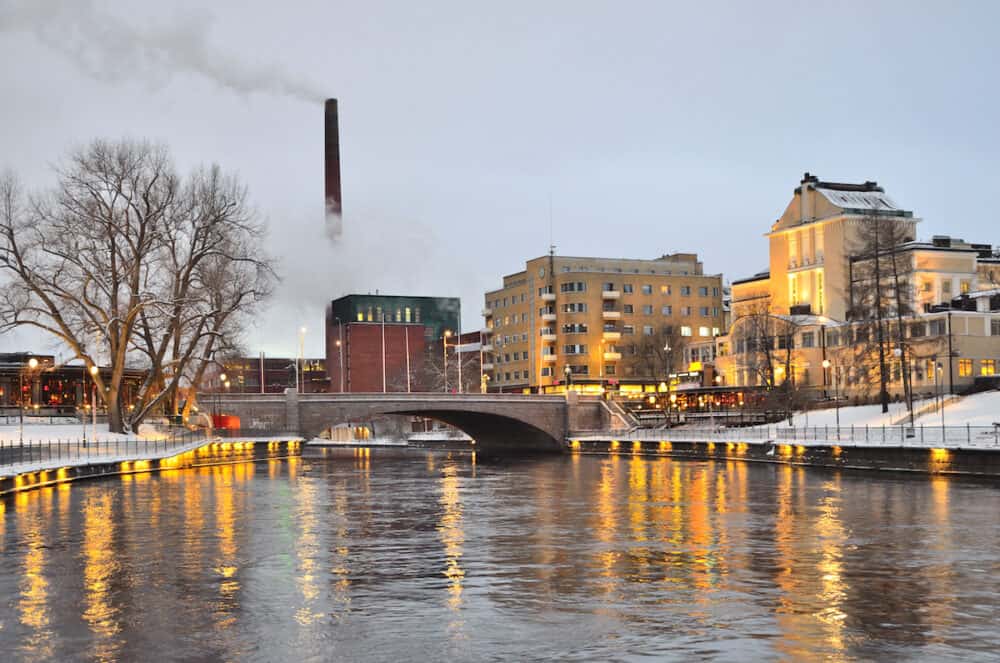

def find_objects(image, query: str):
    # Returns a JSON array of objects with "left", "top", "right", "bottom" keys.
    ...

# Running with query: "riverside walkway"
[{"left": 0, "top": 429, "right": 304, "bottom": 495}]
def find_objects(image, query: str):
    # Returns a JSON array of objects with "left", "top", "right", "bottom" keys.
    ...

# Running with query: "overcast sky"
[{"left": 1, "top": 0, "right": 998, "bottom": 359}]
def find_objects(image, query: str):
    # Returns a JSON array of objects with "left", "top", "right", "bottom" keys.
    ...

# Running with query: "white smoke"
[{"left": 0, "top": 0, "right": 325, "bottom": 102}]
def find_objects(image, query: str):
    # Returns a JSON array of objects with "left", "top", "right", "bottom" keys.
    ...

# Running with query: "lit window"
[
  {"left": 982, "top": 360, "right": 996, "bottom": 376},
  {"left": 959, "top": 359, "right": 972, "bottom": 377},
  {"left": 681, "top": 326, "right": 692, "bottom": 337},
  {"left": 699, "top": 326, "right": 709, "bottom": 337},
  {"left": 660, "top": 285, "right": 671, "bottom": 295}
]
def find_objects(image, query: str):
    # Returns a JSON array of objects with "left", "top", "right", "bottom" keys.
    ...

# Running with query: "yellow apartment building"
[
  {"left": 483, "top": 252, "right": 724, "bottom": 393},
  {"left": 711, "top": 173, "right": 1000, "bottom": 400}
]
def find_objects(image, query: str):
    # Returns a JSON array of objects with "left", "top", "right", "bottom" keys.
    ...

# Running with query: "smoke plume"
[{"left": 0, "top": 0, "right": 325, "bottom": 102}]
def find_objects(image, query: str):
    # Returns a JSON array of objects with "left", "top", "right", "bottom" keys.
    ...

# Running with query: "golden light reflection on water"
[
  {"left": 330, "top": 484, "right": 353, "bottom": 621},
  {"left": 81, "top": 493, "right": 122, "bottom": 661},
  {"left": 18, "top": 497, "right": 53, "bottom": 660},
  {"left": 438, "top": 464, "right": 465, "bottom": 614},
  {"left": 294, "top": 475, "right": 324, "bottom": 627},
  {"left": 814, "top": 476, "right": 847, "bottom": 654}
]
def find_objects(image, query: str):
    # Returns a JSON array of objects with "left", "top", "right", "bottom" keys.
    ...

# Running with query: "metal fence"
[
  {"left": 572, "top": 424, "right": 1000, "bottom": 449},
  {"left": 0, "top": 428, "right": 204, "bottom": 471}
]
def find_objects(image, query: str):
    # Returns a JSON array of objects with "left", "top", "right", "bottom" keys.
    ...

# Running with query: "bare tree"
[
  {"left": 0, "top": 140, "right": 276, "bottom": 432},
  {"left": 847, "top": 212, "right": 916, "bottom": 412},
  {"left": 625, "top": 326, "right": 686, "bottom": 380}
]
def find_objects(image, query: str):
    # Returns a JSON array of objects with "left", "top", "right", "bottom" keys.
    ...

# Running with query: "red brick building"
[{"left": 325, "top": 294, "right": 463, "bottom": 393}]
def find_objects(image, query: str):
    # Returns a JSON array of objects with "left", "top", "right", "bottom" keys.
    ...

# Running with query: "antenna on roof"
[{"left": 548, "top": 193, "right": 555, "bottom": 256}]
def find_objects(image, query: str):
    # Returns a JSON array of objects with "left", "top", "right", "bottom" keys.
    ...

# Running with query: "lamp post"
[
  {"left": 564, "top": 364, "right": 572, "bottom": 391},
  {"left": 298, "top": 326, "right": 307, "bottom": 393},
  {"left": 18, "top": 357, "right": 39, "bottom": 445},
  {"left": 822, "top": 359, "right": 840, "bottom": 431},
  {"left": 89, "top": 364, "right": 99, "bottom": 443},
  {"left": 892, "top": 345, "right": 915, "bottom": 427},
  {"left": 443, "top": 330, "right": 452, "bottom": 393},
  {"left": 933, "top": 359, "right": 944, "bottom": 427},
  {"left": 334, "top": 316, "right": 345, "bottom": 392}
]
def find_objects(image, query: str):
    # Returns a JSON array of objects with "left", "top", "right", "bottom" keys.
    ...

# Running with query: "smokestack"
[{"left": 325, "top": 98, "right": 342, "bottom": 231}]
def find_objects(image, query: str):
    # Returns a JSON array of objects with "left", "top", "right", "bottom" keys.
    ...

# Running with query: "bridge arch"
[{"left": 211, "top": 392, "right": 569, "bottom": 453}]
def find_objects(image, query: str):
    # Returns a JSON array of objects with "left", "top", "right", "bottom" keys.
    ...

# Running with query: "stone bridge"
[{"left": 204, "top": 391, "right": 608, "bottom": 452}]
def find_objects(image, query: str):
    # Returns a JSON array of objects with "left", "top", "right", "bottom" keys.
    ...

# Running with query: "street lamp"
[
  {"left": 443, "top": 330, "right": 452, "bottom": 393},
  {"left": 298, "top": 326, "right": 307, "bottom": 393},
  {"left": 892, "top": 345, "right": 915, "bottom": 426},
  {"left": 18, "top": 357, "right": 40, "bottom": 445},
  {"left": 822, "top": 358, "right": 840, "bottom": 431},
  {"left": 334, "top": 316, "right": 345, "bottom": 392},
  {"left": 564, "top": 364, "right": 572, "bottom": 391}
]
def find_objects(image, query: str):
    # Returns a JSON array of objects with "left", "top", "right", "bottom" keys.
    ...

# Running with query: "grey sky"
[{"left": 1, "top": 0, "right": 998, "bottom": 359}]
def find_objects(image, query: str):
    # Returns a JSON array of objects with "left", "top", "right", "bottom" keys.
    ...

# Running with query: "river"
[{"left": 1, "top": 448, "right": 998, "bottom": 661}]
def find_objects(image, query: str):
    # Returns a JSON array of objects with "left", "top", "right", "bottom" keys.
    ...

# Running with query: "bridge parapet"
[{"left": 207, "top": 391, "right": 570, "bottom": 452}]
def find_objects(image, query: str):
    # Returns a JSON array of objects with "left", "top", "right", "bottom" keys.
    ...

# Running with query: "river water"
[{"left": 1, "top": 448, "right": 999, "bottom": 662}]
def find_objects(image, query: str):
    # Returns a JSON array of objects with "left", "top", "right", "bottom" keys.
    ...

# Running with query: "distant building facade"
[
  {"left": 218, "top": 355, "right": 329, "bottom": 394},
  {"left": 482, "top": 253, "right": 725, "bottom": 393},
  {"left": 707, "top": 173, "right": 1000, "bottom": 400},
  {"left": 326, "top": 294, "right": 461, "bottom": 392},
  {"left": 0, "top": 352, "right": 144, "bottom": 414}
]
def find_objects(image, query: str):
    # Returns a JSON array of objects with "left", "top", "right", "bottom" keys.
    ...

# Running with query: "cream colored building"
[
  {"left": 483, "top": 252, "right": 724, "bottom": 393},
  {"left": 713, "top": 173, "right": 1000, "bottom": 399}
]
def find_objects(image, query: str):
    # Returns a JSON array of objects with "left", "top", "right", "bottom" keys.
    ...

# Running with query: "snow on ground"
[
  {"left": 913, "top": 390, "right": 1000, "bottom": 427},
  {"left": 0, "top": 422, "right": 174, "bottom": 443},
  {"left": 781, "top": 390, "right": 1000, "bottom": 429}
]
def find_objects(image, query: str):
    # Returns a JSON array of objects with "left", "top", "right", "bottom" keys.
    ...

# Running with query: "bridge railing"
[
  {"left": 570, "top": 424, "right": 1000, "bottom": 450},
  {"left": 0, "top": 428, "right": 203, "bottom": 474}
]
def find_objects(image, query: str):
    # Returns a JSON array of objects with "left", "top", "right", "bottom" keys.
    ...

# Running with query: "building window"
[
  {"left": 699, "top": 306, "right": 709, "bottom": 316},
  {"left": 982, "top": 360, "right": 996, "bottom": 376},
  {"left": 642, "top": 305, "right": 653, "bottom": 315},
  {"left": 643, "top": 325, "right": 654, "bottom": 336},
  {"left": 661, "top": 306, "right": 672, "bottom": 315},
  {"left": 681, "top": 306, "right": 692, "bottom": 316},
  {"left": 623, "top": 304, "right": 634, "bottom": 314},
  {"left": 801, "top": 332, "right": 814, "bottom": 348},
  {"left": 961, "top": 280, "right": 971, "bottom": 294},
  {"left": 660, "top": 285, "right": 671, "bottom": 295},
  {"left": 560, "top": 281, "right": 587, "bottom": 292},
  {"left": 356, "top": 312, "right": 364, "bottom": 322},
  {"left": 604, "top": 364, "right": 616, "bottom": 376},
  {"left": 681, "top": 326, "right": 692, "bottom": 337},
  {"left": 992, "top": 319, "right": 1000, "bottom": 336},
  {"left": 929, "top": 319, "right": 946, "bottom": 336},
  {"left": 680, "top": 286, "right": 691, "bottom": 296},
  {"left": 563, "top": 344, "right": 587, "bottom": 354},
  {"left": 623, "top": 325, "right": 634, "bottom": 335},
  {"left": 698, "top": 286, "right": 708, "bottom": 296},
  {"left": 562, "top": 323, "right": 588, "bottom": 334},
  {"left": 623, "top": 284, "right": 634, "bottom": 293},
  {"left": 712, "top": 287, "right": 720, "bottom": 296},
  {"left": 712, "top": 327, "right": 721, "bottom": 336},
  {"left": 959, "top": 359, "right": 972, "bottom": 377},
  {"left": 562, "top": 302, "right": 587, "bottom": 313},
  {"left": 405, "top": 307, "right": 412, "bottom": 323},
  {"left": 541, "top": 367, "right": 552, "bottom": 377},
  {"left": 698, "top": 326, "right": 709, "bottom": 337},
  {"left": 569, "top": 365, "right": 589, "bottom": 375},
  {"left": 641, "top": 284, "right": 652, "bottom": 295}
]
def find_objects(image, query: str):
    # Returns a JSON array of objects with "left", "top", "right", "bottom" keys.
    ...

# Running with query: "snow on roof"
[
  {"left": 963, "top": 288, "right": 1000, "bottom": 299},
  {"left": 817, "top": 188, "right": 900, "bottom": 212}
]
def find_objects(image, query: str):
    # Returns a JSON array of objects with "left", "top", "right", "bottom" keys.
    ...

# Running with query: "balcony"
[
  {"left": 601, "top": 310, "right": 622, "bottom": 320},
  {"left": 602, "top": 331, "right": 621, "bottom": 341},
  {"left": 542, "top": 353, "right": 558, "bottom": 362},
  {"left": 541, "top": 333, "right": 557, "bottom": 342},
  {"left": 541, "top": 292, "right": 556, "bottom": 302},
  {"left": 603, "top": 351, "right": 622, "bottom": 361},
  {"left": 480, "top": 327, "right": 493, "bottom": 335},
  {"left": 481, "top": 362, "right": 494, "bottom": 370},
  {"left": 482, "top": 307, "right": 493, "bottom": 317},
  {"left": 601, "top": 290, "right": 621, "bottom": 299},
  {"left": 541, "top": 312, "right": 557, "bottom": 322},
  {"left": 481, "top": 343, "right": 494, "bottom": 352}
]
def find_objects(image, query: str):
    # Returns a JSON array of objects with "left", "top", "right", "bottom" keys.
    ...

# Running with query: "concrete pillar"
[{"left": 284, "top": 388, "right": 300, "bottom": 434}]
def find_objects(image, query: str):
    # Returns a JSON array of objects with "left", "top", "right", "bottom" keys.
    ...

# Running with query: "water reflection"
[{"left": 1, "top": 451, "right": 999, "bottom": 661}]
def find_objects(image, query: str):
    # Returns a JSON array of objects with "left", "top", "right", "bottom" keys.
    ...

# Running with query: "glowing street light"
[{"left": 443, "top": 330, "right": 453, "bottom": 393}]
